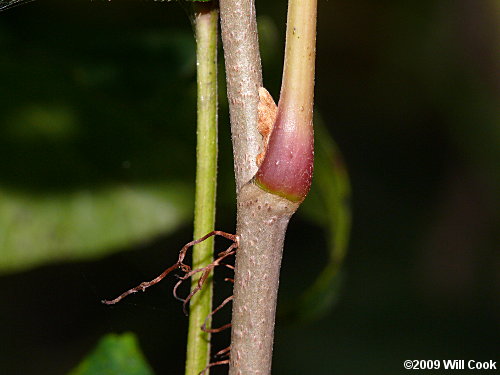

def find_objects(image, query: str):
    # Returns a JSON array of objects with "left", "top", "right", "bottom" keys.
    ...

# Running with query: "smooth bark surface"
[
  {"left": 220, "top": 1, "right": 292, "bottom": 373},
  {"left": 219, "top": 0, "right": 263, "bottom": 191},
  {"left": 230, "top": 183, "right": 299, "bottom": 375},
  {"left": 220, "top": 0, "right": 317, "bottom": 374}
]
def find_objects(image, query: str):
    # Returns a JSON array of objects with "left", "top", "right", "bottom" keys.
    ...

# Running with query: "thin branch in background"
[
  {"left": 0, "top": 0, "right": 35, "bottom": 12},
  {"left": 185, "top": 2, "right": 220, "bottom": 372}
]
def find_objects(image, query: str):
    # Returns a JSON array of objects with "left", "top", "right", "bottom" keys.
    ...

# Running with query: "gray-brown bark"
[
  {"left": 230, "top": 183, "right": 299, "bottom": 375},
  {"left": 219, "top": 1, "right": 306, "bottom": 374},
  {"left": 219, "top": 0, "right": 263, "bottom": 191}
]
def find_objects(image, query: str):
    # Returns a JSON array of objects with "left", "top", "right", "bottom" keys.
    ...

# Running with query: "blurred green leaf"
[
  {"left": 0, "top": 183, "right": 193, "bottom": 274},
  {"left": 68, "top": 333, "right": 154, "bottom": 375},
  {"left": 286, "top": 118, "right": 352, "bottom": 322},
  {"left": 0, "top": 13, "right": 199, "bottom": 274}
]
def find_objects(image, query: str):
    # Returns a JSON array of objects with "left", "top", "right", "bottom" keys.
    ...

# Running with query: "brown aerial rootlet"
[{"left": 102, "top": 231, "right": 239, "bottom": 375}]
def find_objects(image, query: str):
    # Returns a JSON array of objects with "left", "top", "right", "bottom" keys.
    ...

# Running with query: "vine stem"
[
  {"left": 185, "top": 3, "right": 219, "bottom": 375},
  {"left": 219, "top": 0, "right": 263, "bottom": 191},
  {"left": 220, "top": 0, "right": 317, "bottom": 373}
]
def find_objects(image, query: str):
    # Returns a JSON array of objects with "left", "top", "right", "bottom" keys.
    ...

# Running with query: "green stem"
[
  {"left": 280, "top": 0, "right": 317, "bottom": 118},
  {"left": 254, "top": 0, "right": 317, "bottom": 203},
  {"left": 185, "top": 3, "right": 218, "bottom": 375}
]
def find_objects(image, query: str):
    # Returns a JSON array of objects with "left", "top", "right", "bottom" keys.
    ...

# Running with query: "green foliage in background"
[
  {"left": 0, "top": 184, "right": 192, "bottom": 273},
  {"left": 1, "top": 1, "right": 498, "bottom": 375},
  {"left": 0, "top": 7, "right": 352, "bottom": 311},
  {"left": 68, "top": 333, "right": 154, "bottom": 375},
  {"left": 0, "top": 15, "right": 199, "bottom": 273},
  {"left": 1, "top": 7, "right": 352, "bottom": 371}
]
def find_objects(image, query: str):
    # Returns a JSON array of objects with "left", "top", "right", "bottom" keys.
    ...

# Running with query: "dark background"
[{"left": 0, "top": 0, "right": 498, "bottom": 374}]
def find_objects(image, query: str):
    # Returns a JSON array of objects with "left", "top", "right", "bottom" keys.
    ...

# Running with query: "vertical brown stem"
[
  {"left": 220, "top": 0, "right": 317, "bottom": 374},
  {"left": 219, "top": 0, "right": 263, "bottom": 191},
  {"left": 229, "top": 183, "right": 299, "bottom": 375}
]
